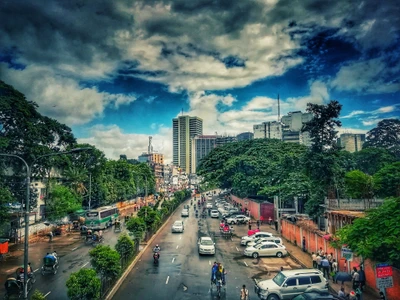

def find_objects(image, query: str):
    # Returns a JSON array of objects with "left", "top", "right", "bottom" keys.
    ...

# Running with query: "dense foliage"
[
  {"left": 115, "top": 233, "right": 136, "bottom": 259},
  {"left": 335, "top": 198, "right": 400, "bottom": 268},
  {"left": 66, "top": 268, "right": 101, "bottom": 300},
  {"left": 89, "top": 245, "right": 121, "bottom": 280}
]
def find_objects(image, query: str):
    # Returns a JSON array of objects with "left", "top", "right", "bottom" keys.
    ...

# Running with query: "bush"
[
  {"left": 31, "top": 290, "right": 46, "bottom": 300},
  {"left": 89, "top": 245, "right": 121, "bottom": 280},
  {"left": 66, "top": 268, "right": 101, "bottom": 300},
  {"left": 115, "top": 233, "right": 135, "bottom": 259}
]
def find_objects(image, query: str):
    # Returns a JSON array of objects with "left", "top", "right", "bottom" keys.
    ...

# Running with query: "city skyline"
[{"left": 1, "top": 0, "right": 399, "bottom": 162}]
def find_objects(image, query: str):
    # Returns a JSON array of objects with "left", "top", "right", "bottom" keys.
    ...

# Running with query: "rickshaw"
[
  {"left": 41, "top": 253, "right": 59, "bottom": 275},
  {"left": 85, "top": 229, "right": 93, "bottom": 244},
  {"left": 114, "top": 220, "right": 121, "bottom": 233},
  {"left": 4, "top": 276, "right": 26, "bottom": 299},
  {"left": 15, "top": 265, "right": 36, "bottom": 284},
  {"left": 92, "top": 231, "right": 103, "bottom": 245}
]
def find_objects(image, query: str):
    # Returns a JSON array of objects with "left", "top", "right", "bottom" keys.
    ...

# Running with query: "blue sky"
[{"left": 1, "top": 0, "right": 399, "bottom": 162}]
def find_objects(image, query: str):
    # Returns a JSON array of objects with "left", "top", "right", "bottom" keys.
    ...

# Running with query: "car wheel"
[
  {"left": 252, "top": 252, "right": 259, "bottom": 258},
  {"left": 276, "top": 252, "right": 283, "bottom": 258},
  {"left": 231, "top": 221, "right": 235, "bottom": 225},
  {"left": 267, "top": 294, "right": 280, "bottom": 300}
]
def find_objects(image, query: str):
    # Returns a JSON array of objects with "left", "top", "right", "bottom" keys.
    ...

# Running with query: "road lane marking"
[
  {"left": 34, "top": 268, "right": 40, "bottom": 273},
  {"left": 176, "top": 245, "right": 179, "bottom": 249},
  {"left": 44, "top": 291, "right": 51, "bottom": 297},
  {"left": 71, "top": 247, "right": 78, "bottom": 251},
  {"left": 243, "top": 261, "right": 248, "bottom": 267},
  {"left": 172, "top": 257, "right": 175, "bottom": 263},
  {"left": 236, "top": 247, "right": 239, "bottom": 251},
  {"left": 166, "top": 276, "right": 170, "bottom": 284},
  {"left": 179, "top": 236, "right": 182, "bottom": 240},
  {"left": 81, "top": 262, "right": 89, "bottom": 268}
]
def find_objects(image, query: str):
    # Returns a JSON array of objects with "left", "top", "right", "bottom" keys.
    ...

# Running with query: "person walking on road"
[
  {"left": 358, "top": 266, "right": 366, "bottom": 290},
  {"left": 302, "top": 236, "right": 306, "bottom": 252},
  {"left": 240, "top": 284, "right": 249, "bottom": 300},
  {"left": 321, "top": 256, "right": 330, "bottom": 279},
  {"left": 312, "top": 252, "right": 317, "bottom": 268},
  {"left": 316, "top": 254, "right": 322, "bottom": 270},
  {"left": 48, "top": 231, "right": 53, "bottom": 242}
]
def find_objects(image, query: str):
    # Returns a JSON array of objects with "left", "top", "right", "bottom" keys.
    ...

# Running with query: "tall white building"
[
  {"left": 172, "top": 115, "right": 203, "bottom": 174},
  {"left": 191, "top": 135, "right": 218, "bottom": 173},
  {"left": 339, "top": 133, "right": 365, "bottom": 152},
  {"left": 253, "top": 111, "right": 313, "bottom": 146}
]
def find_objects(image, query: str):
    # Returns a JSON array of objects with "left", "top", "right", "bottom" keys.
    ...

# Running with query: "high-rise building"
[
  {"left": 281, "top": 111, "right": 313, "bottom": 131},
  {"left": 237, "top": 132, "right": 254, "bottom": 141},
  {"left": 339, "top": 133, "right": 365, "bottom": 152},
  {"left": 172, "top": 115, "right": 203, "bottom": 173},
  {"left": 216, "top": 135, "right": 237, "bottom": 146},
  {"left": 191, "top": 135, "right": 218, "bottom": 173},
  {"left": 138, "top": 152, "right": 164, "bottom": 164},
  {"left": 253, "top": 121, "right": 282, "bottom": 139}
]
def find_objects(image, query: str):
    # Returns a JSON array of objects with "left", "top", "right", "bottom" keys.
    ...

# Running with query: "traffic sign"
[
  {"left": 341, "top": 246, "right": 353, "bottom": 261},
  {"left": 376, "top": 263, "right": 394, "bottom": 289}
]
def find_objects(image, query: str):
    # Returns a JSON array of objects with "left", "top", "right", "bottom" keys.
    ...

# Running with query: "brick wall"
[{"left": 281, "top": 219, "right": 400, "bottom": 300}]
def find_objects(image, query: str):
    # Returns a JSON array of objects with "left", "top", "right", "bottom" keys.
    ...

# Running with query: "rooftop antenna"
[
  {"left": 181, "top": 108, "right": 184, "bottom": 116},
  {"left": 277, "top": 93, "right": 280, "bottom": 122}
]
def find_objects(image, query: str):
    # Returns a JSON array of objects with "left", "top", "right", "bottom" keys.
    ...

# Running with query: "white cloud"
[
  {"left": 331, "top": 57, "right": 400, "bottom": 94},
  {"left": 286, "top": 81, "right": 330, "bottom": 111},
  {"left": 0, "top": 63, "right": 136, "bottom": 125},
  {"left": 243, "top": 96, "right": 276, "bottom": 111},
  {"left": 341, "top": 110, "right": 365, "bottom": 119},
  {"left": 78, "top": 125, "right": 173, "bottom": 163}
]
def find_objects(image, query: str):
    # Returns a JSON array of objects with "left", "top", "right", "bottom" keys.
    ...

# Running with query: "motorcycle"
[{"left": 153, "top": 252, "right": 160, "bottom": 265}]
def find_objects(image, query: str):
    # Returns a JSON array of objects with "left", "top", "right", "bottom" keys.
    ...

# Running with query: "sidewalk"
[{"left": 261, "top": 223, "right": 380, "bottom": 300}]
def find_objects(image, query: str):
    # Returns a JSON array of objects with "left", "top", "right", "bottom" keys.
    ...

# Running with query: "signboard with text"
[
  {"left": 341, "top": 246, "right": 353, "bottom": 261},
  {"left": 376, "top": 263, "right": 393, "bottom": 289}
]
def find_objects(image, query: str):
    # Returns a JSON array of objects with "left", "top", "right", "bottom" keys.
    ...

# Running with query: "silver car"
[
  {"left": 254, "top": 269, "right": 328, "bottom": 300},
  {"left": 171, "top": 220, "right": 184, "bottom": 233},
  {"left": 198, "top": 236, "right": 215, "bottom": 255}
]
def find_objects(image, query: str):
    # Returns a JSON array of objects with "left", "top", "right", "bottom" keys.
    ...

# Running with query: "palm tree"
[{"left": 63, "top": 166, "right": 88, "bottom": 195}]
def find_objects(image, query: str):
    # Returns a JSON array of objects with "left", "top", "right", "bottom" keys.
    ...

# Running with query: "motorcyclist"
[
  {"left": 215, "top": 263, "right": 226, "bottom": 285},
  {"left": 153, "top": 244, "right": 161, "bottom": 253},
  {"left": 211, "top": 262, "right": 218, "bottom": 283}
]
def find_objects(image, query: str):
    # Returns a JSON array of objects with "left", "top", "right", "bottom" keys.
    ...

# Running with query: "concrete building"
[
  {"left": 191, "top": 135, "right": 218, "bottom": 173},
  {"left": 216, "top": 135, "right": 237, "bottom": 146},
  {"left": 338, "top": 133, "right": 365, "bottom": 152},
  {"left": 172, "top": 116, "right": 203, "bottom": 174},
  {"left": 237, "top": 132, "right": 254, "bottom": 141},
  {"left": 138, "top": 153, "right": 164, "bottom": 164},
  {"left": 253, "top": 121, "right": 282, "bottom": 139},
  {"left": 281, "top": 111, "right": 313, "bottom": 131}
]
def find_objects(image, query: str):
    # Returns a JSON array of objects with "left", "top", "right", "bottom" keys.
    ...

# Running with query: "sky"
[{"left": 1, "top": 0, "right": 399, "bottom": 163}]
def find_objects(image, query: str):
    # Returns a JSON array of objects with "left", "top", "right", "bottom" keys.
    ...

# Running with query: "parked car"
[
  {"left": 221, "top": 211, "right": 243, "bottom": 218},
  {"left": 247, "top": 237, "right": 283, "bottom": 247},
  {"left": 206, "top": 202, "right": 213, "bottom": 209},
  {"left": 241, "top": 232, "right": 274, "bottom": 246},
  {"left": 210, "top": 210, "right": 219, "bottom": 218},
  {"left": 226, "top": 215, "right": 250, "bottom": 225},
  {"left": 254, "top": 269, "right": 328, "bottom": 300},
  {"left": 181, "top": 209, "right": 189, "bottom": 217},
  {"left": 198, "top": 236, "right": 215, "bottom": 255},
  {"left": 171, "top": 220, "right": 184, "bottom": 233},
  {"left": 244, "top": 242, "right": 287, "bottom": 258}
]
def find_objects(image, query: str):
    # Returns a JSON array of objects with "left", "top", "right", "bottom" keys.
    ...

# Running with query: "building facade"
[
  {"left": 138, "top": 152, "right": 164, "bottom": 164},
  {"left": 172, "top": 115, "right": 203, "bottom": 174},
  {"left": 338, "top": 133, "right": 365, "bottom": 153},
  {"left": 237, "top": 132, "right": 254, "bottom": 141},
  {"left": 216, "top": 135, "right": 237, "bottom": 146},
  {"left": 191, "top": 135, "right": 218, "bottom": 173},
  {"left": 253, "top": 121, "right": 282, "bottom": 139}
]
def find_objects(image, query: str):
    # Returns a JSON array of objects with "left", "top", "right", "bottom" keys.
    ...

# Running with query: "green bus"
[{"left": 85, "top": 206, "right": 119, "bottom": 230}]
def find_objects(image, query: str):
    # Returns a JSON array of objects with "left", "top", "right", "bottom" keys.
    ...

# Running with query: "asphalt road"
[
  {"left": 113, "top": 195, "right": 264, "bottom": 300},
  {"left": 5, "top": 226, "right": 125, "bottom": 299}
]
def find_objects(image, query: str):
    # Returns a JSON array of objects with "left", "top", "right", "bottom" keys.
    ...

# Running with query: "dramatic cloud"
[{"left": 286, "top": 81, "right": 330, "bottom": 111}]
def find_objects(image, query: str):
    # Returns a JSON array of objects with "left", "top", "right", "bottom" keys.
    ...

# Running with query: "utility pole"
[{"left": 88, "top": 173, "right": 92, "bottom": 210}]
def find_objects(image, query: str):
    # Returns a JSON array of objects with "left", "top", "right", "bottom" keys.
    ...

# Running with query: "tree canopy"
[
  {"left": 66, "top": 268, "right": 101, "bottom": 300},
  {"left": 89, "top": 245, "right": 121, "bottom": 280},
  {"left": 46, "top": 185, "right": 81, "bottom": 220}
]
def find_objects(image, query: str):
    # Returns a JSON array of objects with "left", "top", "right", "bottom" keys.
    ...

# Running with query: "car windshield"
[
  {"left": 174, "top": 223, "right": 182, "bottom": 227},
  {"left": 201, "top": 239, "right": 213, "bottom": 245},
  {"left": 272, "top": 272, "right": 287, "bottom": 286}
]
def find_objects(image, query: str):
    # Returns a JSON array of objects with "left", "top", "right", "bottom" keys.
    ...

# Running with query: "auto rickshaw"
[
  {"left": 114, "top": 220, "right": 121, "bottom": 233},
  {"left": 4, "top": 276, "right": 25, "bottom": 299}
]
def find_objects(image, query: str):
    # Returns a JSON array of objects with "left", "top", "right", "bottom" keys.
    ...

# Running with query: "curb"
[{"left": 105, "top": 199, "right": 186, "bottom": 300}]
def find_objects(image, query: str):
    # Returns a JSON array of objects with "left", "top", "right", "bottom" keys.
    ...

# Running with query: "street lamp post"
[{"left": 0, "top": 148, "right": 91, "bottom": 299}]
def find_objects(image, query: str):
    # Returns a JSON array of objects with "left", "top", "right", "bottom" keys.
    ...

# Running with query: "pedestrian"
[
  {"left": 240, "top": 284, "right": 249, "bottom": 300},
  {"left": 312, "top": 252, "right": 317, "bottom": 268},
  {"left": 48, "top": 231, "right": 53, "bottom": 242},
  {"left": 268, "top": 217, "right": 272, "bottom": 225},
  {"left": 280, "top": 266, "right": 284, "bottom": 271},
  {"left": 302, "top": 236, "right": 306, "bottom": 252},
  {"left": 321, "top": 256, "right": 330, "bottom": 279},
  {"left": 316, "top": 254, "right": 322, "bottom": 270},
  {"left": 352, "top": 267, "right": 359, "bottom": 289},
  {"left": 327, "top": 252, "right": 333, "bottom": 271},
  {"left": 248, "top": 221, "right": 252, "bottom": 231},
  {"left": 338, "top": 287, "right": 345, "bottom": 298},
  {"left": 256, "top": 219, "right": 260, "bottom": 229},
  {"left": 332, "top": 259, "right": 338, "bottom": 283},
  {"left": 358, "top": 266, "right": 366, "bottom": 290}
]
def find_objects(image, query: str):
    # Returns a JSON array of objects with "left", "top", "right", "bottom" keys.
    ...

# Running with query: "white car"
[
  {"left": 206, "top": 202, "right": 213, "bottom": 209},
  {"left": 240, "top": 232, "right": 274, "bottom": 246},
  {"left": 171, "top": 220, "right": 184, "bottom": 233},
  {"left": 226, "top": 215, "right": 250, "bottom": 225},
  {"left": 210, "top": 210, "right": 219, "bottom": 218},
  {"left": 244, "top": 242, "right": 287, "bottom": 258},
  {"left": 198, "top": 236, "right": 215, "bottom": 255},
  {"left": 246, "top": 237, "right": 283, "bottom": 247},
  {"left": 181, "top": 209, "right": 189, "bottom": 217}
]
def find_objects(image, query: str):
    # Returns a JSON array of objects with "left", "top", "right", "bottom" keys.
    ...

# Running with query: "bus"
[{"left": 85, "top": 206, "right": 119, "bottom": 230}]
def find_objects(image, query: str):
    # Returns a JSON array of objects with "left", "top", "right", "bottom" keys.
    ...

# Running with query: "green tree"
[
  {"left": 31, "top": 289, "right": 46, "bottom": 300},
  {"left": 46, "top": 185, "right": 81, "bottom": 220},
  {"left": 344, "top": 170, "right": 374, "bottom": 199},
  {"left": 115, "top": 233, "right": 135, "bottom": 259},
  {"left": 63, "top": 166, "right": 88, "bottom": 195},
  {"left": 66, "top": 268, "right": 101, "bottom": 300},
  {"left": 0, "top": 186, "right": 13, "bottom": 227},
  {"left": 374, "top": 162, "right": 400, "bottom": 197},
  {"left": 126, "top": 217, "right": 146, "bottom": 239},
  {"left": 353, "top": 147, "right": 397, "bottom": 175},
  {"left": 137, "top": 206, "right": 161, "bottom": 231},
  {"left": 363, "top": 119, "right": 400, "bottom": 159},
  {"left": 335, "top": 197, "right": 400, "bottom": 268},
  {"left": 89, "top": 245, "right": 121, "bottom": 280}
]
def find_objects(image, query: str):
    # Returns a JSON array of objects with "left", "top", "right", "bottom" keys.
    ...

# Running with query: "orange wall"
[{"left": 281, "top": 219, "right": 400, "bottom": 300}]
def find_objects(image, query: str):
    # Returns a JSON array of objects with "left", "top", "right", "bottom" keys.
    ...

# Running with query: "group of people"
[
  {"left": 312, "top": 248, "right": 338, "bottom": 280},
  {"left": 210, "top": 262, "right": 226, "bottom": 286}
]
